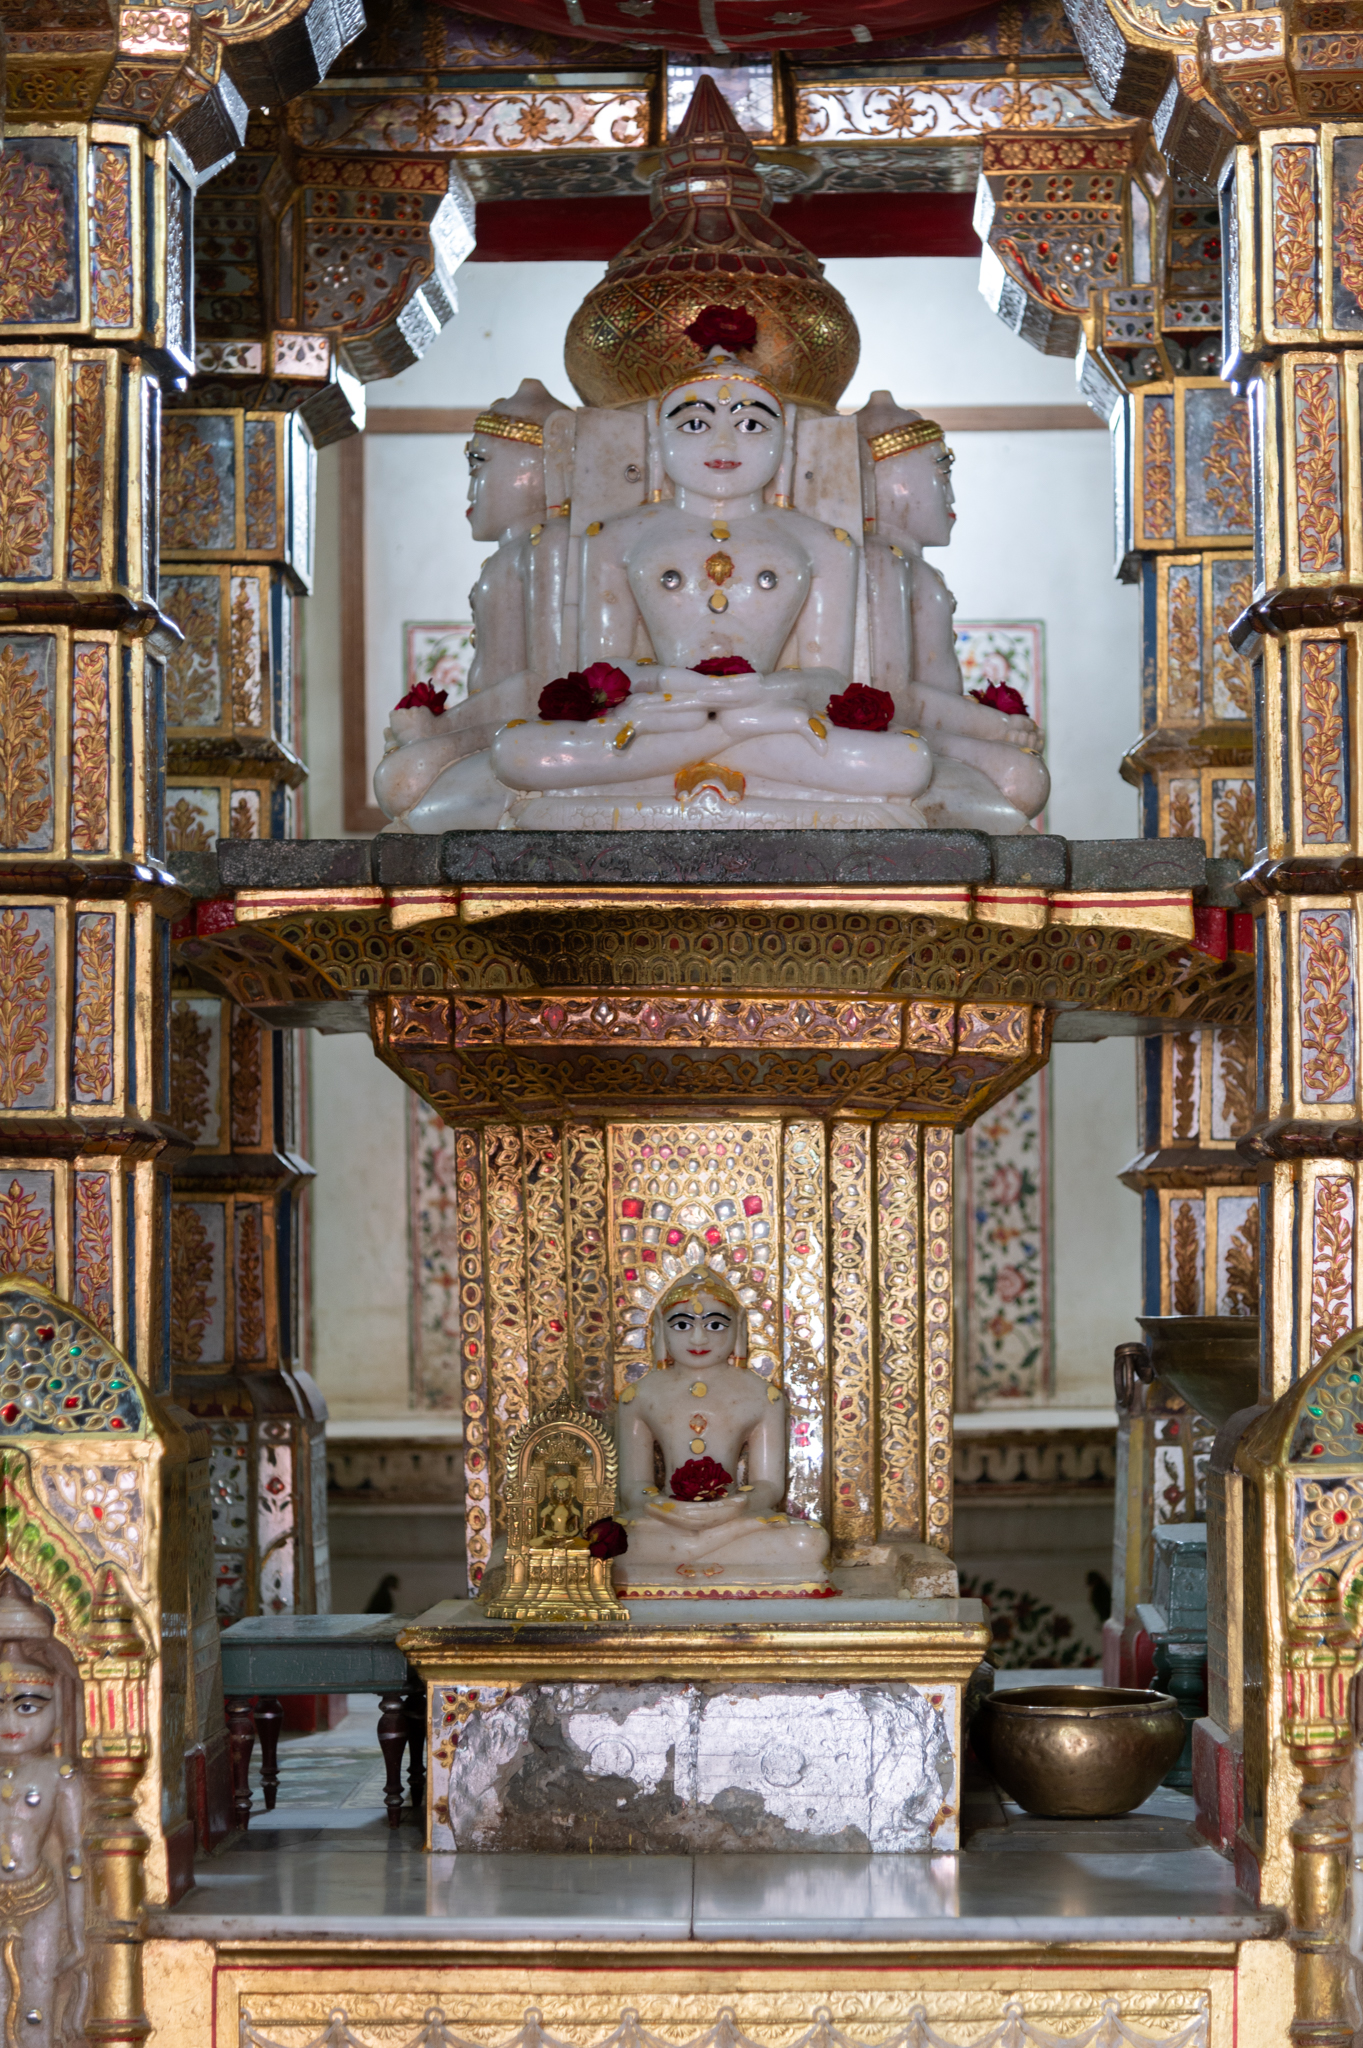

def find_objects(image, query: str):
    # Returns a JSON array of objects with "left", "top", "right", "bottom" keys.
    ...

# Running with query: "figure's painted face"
[
  {"left": 465, "top": 433, "right": 545, "bottom": 541},
  {"left": 660, "top": 380, "right": 784, "bottom": 499},
  {"left": 0, "top": 1684, "right": 55, "bottom": 1757},
  {"left": 662, "top": 1292, "right": 739, "bottom": 1369},
  {"left": 876, "top": 441, "right": 956, "bottom": 549}
]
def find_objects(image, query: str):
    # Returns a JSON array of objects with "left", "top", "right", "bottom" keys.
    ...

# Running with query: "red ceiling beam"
[{"left": 467, "top": 193, "right": 981, "bottom": 264}]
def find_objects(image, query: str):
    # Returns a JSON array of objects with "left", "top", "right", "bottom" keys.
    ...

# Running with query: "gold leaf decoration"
[
  {"left": 1335, "top": 159, "right": 1363, "bottom": 316},
  {"left": 229, "top": 1008, "right": 262, "bottom": 1147},
  {"left": 67, "top": 361, "right": 105, "bottom": 580},
  {"left": 1301, "top": 911, "right": 1354, "bottom": 1103},
  {"left": 73, "top": 1173, "right": 114, "bottom": 1337},
  {"left": 236, "top": 1204, "right": 266, "bottom": 1362},
  {"left": 170, "top": 1204, "right": 216, "bottom": 1364},
  {"left": 0, "top": 907, "right": 51, "bottom": 1108},
  {"left": 0, "top": 1179, "right": 53, "bottom": 1285},
  {"left": 0, "top": 154, "right": 69, "bottom": 321},
  {"left": 1201, "top": 405, "right": 1252, "bottom": 532},
  {"left": 1171, "top": 1033, "right": 1198, "bottom": 1141},
  {"left": 1300, "top": 640, "right": 1346, "bottom": 843},
  {"left": 90, "top": 144, "right": 132, "bottom": 327},
  {"left": 1295, "top": 365, "right": 1344, "bottom": 573},
  {"left": 1223, "top": 1203, "right": 1260, "bottom": 1317},
  {"left": 72, "top": 916, "right": 115, "bottom": 1104},
  {"left": 1172, "top": 1201, "right": 1201, "bottom": 1315},
  {"left": 1273, "top": 144, "right": 1318, "bottom": 328},
  {"left": 1311, "top": 1177, "right": 1353, "bottom": 1363},
  {"left": 165, "top": 795, "right": 214, "bottom": 853},
  {"left": 1216, "top": 1026, "right": 1256, "bottom": 1136},
  {"left": 229, "top": 578, "right": 263, "bottom": 727},
  {"left": 163, "top": 579, "right": 220, "bottom": 725},
  {"left": 0, "top": 642, "right": 51, "bottom": 848},
  {"left": 1214, "top": 780, "right": 1256, "bottom": 866},
  {"left": 1143, "top": 399, "right": 1174, "bottom": 539},
  {"left": 0, "top": 364, "right": 51, "bottom": 580},
  {"left": 1168, "top": 785, "right": 1197, "bottom": 839},
  {"left": 71, "top": 643, "right": 109, "bottom": 852},
  {"left": 1166, "top": 574, "right": 1201, "bottom": 718},
  {"left": 1213, "top": 569, "right": 1253, "bottom": 716},
  {"left": 169, "top": 1002, "right": 213, "bottom": 1141},
  {"left": 161, "top": 418, "right": 225, "bottom": 551}
]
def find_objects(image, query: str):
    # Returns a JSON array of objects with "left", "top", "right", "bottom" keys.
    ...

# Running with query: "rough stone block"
[
  {"left": 430, "top": 1678, "right": 959, "bottom": 1854},
  {"left": 1067, "top": 838, "right": 1207, "bottom": 891},
  {"left": 435, "top": 829, "right": 993, "bottom": 888},
  {"left": 215, "top": 838, "right": 374, "bottom": 889}
]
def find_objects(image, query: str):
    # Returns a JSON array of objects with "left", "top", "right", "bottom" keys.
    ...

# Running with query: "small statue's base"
[
  {"left": 618, "top": 1578, "right": 840, "bottom": 1600},
  {"left": 400, "top": 1595, "right": 988, "bottom": 1854}
]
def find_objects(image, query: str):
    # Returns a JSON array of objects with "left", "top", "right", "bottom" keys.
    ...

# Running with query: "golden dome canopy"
[{"left": 564, "top": 78, "right": 859, "bottom": 415}]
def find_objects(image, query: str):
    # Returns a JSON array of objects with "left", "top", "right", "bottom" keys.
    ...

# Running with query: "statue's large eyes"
[
  {"left": 702, "top": 1314, "right": 731, "bottom": 1332},
  {"left": 677, "top": 416, "right": 709, "bottom": 435},
  {"left": 466, "top": 448, "right": 486, "bottom": 471},
  {"left": 735, "top": 416, "right": 768, "bottom": 434}
]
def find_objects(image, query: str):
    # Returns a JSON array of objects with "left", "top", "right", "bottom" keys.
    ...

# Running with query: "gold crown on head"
[
  {"left": 472, "top": 414, "right": 543, "bottom": 447},
  {"left": 868, "top": 419, "right": 946, "bottom": 461},
  {"left": 0, "top": 1662, "right": 50, "bottom": 1688}
]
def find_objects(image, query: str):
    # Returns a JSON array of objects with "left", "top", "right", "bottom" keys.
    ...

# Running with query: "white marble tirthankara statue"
[
  {"left": 614, "top": 1266, "right": 833, "bottom": 1598},
  {"left": 373, "top": 377, "right": 571, "bottom": 833},
  {"left": 858, "top": 392, "right": 1049, "bottom": 832}
]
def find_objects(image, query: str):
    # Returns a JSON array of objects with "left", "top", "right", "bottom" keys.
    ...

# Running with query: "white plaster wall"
[{"left": 304, "top": 256, "right": 1142, "bottom": 1418}]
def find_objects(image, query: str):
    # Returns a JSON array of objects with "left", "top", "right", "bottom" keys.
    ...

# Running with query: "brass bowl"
[
  {"left": 1137, "top": 1315, "right": 1260, "bottom": 1430},
  {"left": 974, "top": 1686, "right": 1185, "bottom": 1818}
]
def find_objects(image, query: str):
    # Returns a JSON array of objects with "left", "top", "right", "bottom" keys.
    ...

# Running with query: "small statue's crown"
[
  {"left": 472, "top": 376, "right": 570, "bottom": 449},
  {"left": 856, "top": 390, "right": 947, "bottom": 463}
]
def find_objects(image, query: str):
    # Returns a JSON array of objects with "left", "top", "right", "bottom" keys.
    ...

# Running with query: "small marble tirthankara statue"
[
  {"left": 0, "top": 1595, "right": 85, "bottom": 2047},
  {"left": 615, "top": 1267, "right": 832, "bottom": 1597},
  {"left": 490, "top": 348, "right": 934, "bottom": 831},
  {"left": 858, "top": 392, "right": 1050, "bottom": 833},
  {"left": 374, "top": 377, "right": 570, "bottom": 833}
]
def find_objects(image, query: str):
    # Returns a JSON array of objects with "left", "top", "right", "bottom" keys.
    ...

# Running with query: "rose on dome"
[
  {"left": 586, "top": 1516, "right": 629, "bottom": 1560},
  {"left": 539, "top": 663, "right": 632, "bottom": 721},
  {"left": 969, "top": 680, "right": 1028, "bottom": 717},
  {"left": 826, "top": 683, "right": 895, "bottom": 732},
  {"left": 394, "top": 680, "right": 448, "bottom": 714},
  {"left": 685, "top": 304, "right": 758, "bottom": 354},
  {"left": 692, "top": 656, "right": 754, "bottom": 676},
  {"left": 669, "top": 1456, "right": 733, "bottom": 1503}
]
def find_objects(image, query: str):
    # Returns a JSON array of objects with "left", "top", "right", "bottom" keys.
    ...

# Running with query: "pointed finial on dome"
[{"left": 674, "top": 73, "right": 745, "bottom": 142}]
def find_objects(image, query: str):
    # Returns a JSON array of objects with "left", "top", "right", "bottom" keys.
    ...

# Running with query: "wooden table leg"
[
  {"left": 377, "top": 1691, "right": 408, "bottom": 1829},
  {"left": 226, "top": 1698, "right": 255, "bottom": 1828},
  {"left": 404, "top": 1682, "right": 426, "bottom": 1837},
  {"left": 255, "top": 1696, "right": 283, "bottom": 1812}
]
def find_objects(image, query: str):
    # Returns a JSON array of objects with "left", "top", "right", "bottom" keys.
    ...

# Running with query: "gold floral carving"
[
  {"left": 1143, "top": 399, "right": 1174, "bottom": 540},
  {"left": 564, "top": 1122, "right": 611, "bottom": 1414},
  {"left": 170, "top": 1204, "right": 216, "bottom": 1364},
  {"left": 1173, "top": 1201, "right": 1201, "bottom": 1314},
  {"left": 1168, "top": 785, "right": 1197, "bottom": 838},
  {"left": 0, "top": 643, "right": 51, "bottom": 848},
  {"left": 1300, "top": 641, "right": 1346, "bottom": 842},
  {"left": 0, "top": 1180, "right": 52, "bottom": 1285},
  {"left": 229, "top": 794, "right": 256, "bottom": 839},
  {"left": 0, "top": 154, "right": 69, "bottom": 321},
  {"left": 1223, "top": 1203, "right": 1260, "bottom": 1317},
  {"left": 169, "top": 1002, "right": 212, "bottom": 1140},
  {"left": 1216, "top": 1027, "right": 1255, "bottom": 1136},
  {"left": 0, "top": 908, "right": 50, "bottom": 1108},
  {"left": 1171, "top": 1034, "right": 1197, "bottom": 1141},
  {"left": 229, "top": 1009, "right": 262, "bottom": 1147},
  {"left": 73, "top": 1173, "right": 114, "bottom": 1337},
  {"left": 455, "top": 1128, "right": 492, "bottom": 1589},
  {"left": 1214, "top": 570, "right": 1253, "bottom": 716},
  {"left": 163, "top": 580, "right": 220, "bottom": 726},
  {"left": 1294, "top": 365, "right": 1344, "bottom": 573},
  {"left": 1201, "top": 405, "right": 1252, "bottom": 533},
  {"left": 244, "top": 426, "right": 277, "bottom": 550},
  {"left": 165, "top": 796, "right": 213, "bottom": 853},
  {"left": 72, "top": 915, "right": 115, "bottom": 1104},
  {"left": 484, "top": 1125, "right": 529, "bottom": 1538},
  {"left": 923, "top": 1126, "right": 953, "bottom": 1552},
  {"left": 1335, "top": 161, "right": 1363, "bottom": 316},
  {"left": 229, "top": 578, "right": 263, "bottom": 727},
  {"left": 781, "top": 1119, "right": 828, "bottom": 1530},
  {"left": 523, "top": 1125, "right": 568, "bottom": 1409},
  {"left": 67, "top": 362, "right": 105, "bottom": 580},
  {"left": 161, "top": 419, "right": 224, "bottom": 551},
  {"left": 1300, "top": 910, "right": 1354, "bottom": 1103},
  {"left": 1311, "top": 1177, "right": 1353, "bottom": 1362},
  {"left": 829, "top": 1121, "right": 875, "bottom": 1559},
  {"left": 71, "top": 643, "right": 109, "bottom": 852},
  {"left": 235, "top": 1204, "right": 266, "bottom": 1362},
  {"left": 0, "top": 365, "right": 51, "bottom": 580},
  {"left": 876, "top": 1122, "right": 920, "bottom": 1537},
  {"left": 1273, "top": 144, "right": 1318, "bottom": 328},
  {"left": 1166, "top": 573, "right": 1200, "bottom": 717},
  {"left": 90, "top": 146, "right": 132, "bottom": 328},
  {"left": 1214, "top": 780, "right": 1256, "bottom": 866}
]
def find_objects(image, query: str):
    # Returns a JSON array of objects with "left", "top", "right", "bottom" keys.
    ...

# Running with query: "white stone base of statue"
[
  {"left": 916, "top": 759, "right": 1038, "bottom": 835},
  {"left": 424, "top": 1665, "right": 961, "bottom": 1853},
  {"left": 498, "top": 785, "right": 930, "bottom": 832}
]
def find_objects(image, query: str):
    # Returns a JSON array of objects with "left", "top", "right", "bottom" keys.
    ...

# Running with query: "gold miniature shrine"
[{"left": 483, "top": 1404, "right": 625, "bottom": 1624}]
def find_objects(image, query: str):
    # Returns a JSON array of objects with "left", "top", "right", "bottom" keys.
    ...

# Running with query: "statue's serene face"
[
  {"left": 876, "top": 442, "right": 956, "bottom": 548},
  {"left": 0, "top": 1683, "right": 54, "bottom": 1757},
  {"left": 659, "top": 380, "right": 784, "bottom": 499},
  {"left": 661, "top": 1291, "right": 739, "bottom": 1370},
  {"left": 465, "top": 433, "right": 544, "bottom": 541}
]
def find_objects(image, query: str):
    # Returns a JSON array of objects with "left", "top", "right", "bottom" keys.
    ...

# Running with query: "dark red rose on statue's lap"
[
  {"left": 692, "top": 657, "right": 754, "bottom": 676},
  {"left": 394, "top": 680, "right": 448, "bottom": 714},
  {"left": 969, "top": 680, "right": 1028, "bottom": 717},
  {"left": 587, "top": 1517, "right": 628, "bottom": 1560},
  {"left": 826, "top": 683, "right": 895, "bottom": 732},
  {"left": 538, "top": 663, "right": 631, "bottom": 720},
  {"left": 669, "top": 1456, "right": 733, "bottom": 1502}
]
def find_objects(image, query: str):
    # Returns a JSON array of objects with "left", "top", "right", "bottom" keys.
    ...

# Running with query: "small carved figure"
[{"left": 534, "top": 1471, "right": 586, "bottom": 1548}]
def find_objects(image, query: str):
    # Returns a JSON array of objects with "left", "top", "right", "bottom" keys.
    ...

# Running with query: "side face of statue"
[
  {"left": 615, "top": 1271, "right": 830, "bottom": 1594},
  {"left": 0, "top": 1652, "right": 84, "bottom": 2048}
]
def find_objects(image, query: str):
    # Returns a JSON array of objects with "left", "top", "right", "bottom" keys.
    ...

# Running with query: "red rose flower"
[
  {"left": 394, "top": 680, "right": 448, "bottom": 714},
  {"left": 686, "top": 304, "right": 758, "bottom": 354},
  {"left": 539, "top": 664, "right": 632, "bottom": 721},
  {"left": 969, "top": 680, "right": 1028, "bottom": 717},
  {"left": 826, "top": 683, "right": 895, "bottom": 732},
  {"left": 582, "top": 660, "right": 632, "bottom": 708},
  {"left": 669, "top": 1456, "right": 733, "bottom": 1503},
  {"left": 587, "top": 1516, "right": 629, "bottom": 1560},
  {"left": 692, "top": 656, "right": 754, "bottom": 677},
  {"left": 538, "top": 674, "right": 593, "bottom": 720}
]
